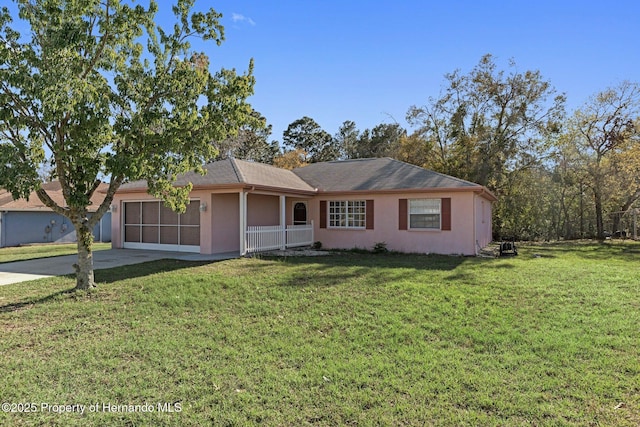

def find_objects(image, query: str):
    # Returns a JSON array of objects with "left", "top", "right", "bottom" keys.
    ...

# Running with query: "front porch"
[
  {"left": 245, "top": 221, "right": 314, "bottom": 253},
  {"left": 237, "top": 191, "right": 314, "bottom": 255}
]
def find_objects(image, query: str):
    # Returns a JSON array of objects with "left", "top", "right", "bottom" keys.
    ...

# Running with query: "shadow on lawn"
[
  {"left": 0, "top": 259, "right": 220, "bottom": 313},
  {"left": 93, "top": 259, "right": 216, "bottom": 284},
  {"left": 260, "top": 252, "right": 474, "bottom": 288},
  {"left": 0, "top": 288, "right": 76, "bottom": 313},
  {"left": 519, "top": 240, "right": 640, "bottom": 261},
  {"left": 265, "top": 251, "right": 470, "bottom": 270}
]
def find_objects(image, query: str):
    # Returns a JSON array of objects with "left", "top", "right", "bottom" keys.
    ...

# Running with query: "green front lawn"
[
  {"left": 1, "top": 241, "right": 639, "bottom": 426},
  {"left": 0, "top": 242, "right": 111, "bottom": 264}
]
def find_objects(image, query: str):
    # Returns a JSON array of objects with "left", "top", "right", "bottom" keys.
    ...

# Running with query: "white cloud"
[{"left": 231, "top": 13, "right": 255, "bottom": 26}]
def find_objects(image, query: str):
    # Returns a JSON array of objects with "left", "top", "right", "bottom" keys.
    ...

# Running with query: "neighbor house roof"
[
  {"left": 293, "top": 157, "right": 496, "bottom": 200},
  {"left": 119, "top": 158, "right": 317, "bottom": 194},
  {"left": 0, "top": 181, "right": 110, "bottom": 212}
]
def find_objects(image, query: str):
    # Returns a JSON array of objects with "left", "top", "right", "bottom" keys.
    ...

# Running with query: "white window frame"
[
  {"left": 408, "top": 198, "right": 441, "bottom": 230},
  {"left": 328, "top": 200, "right": 366, "bottom": 229}
]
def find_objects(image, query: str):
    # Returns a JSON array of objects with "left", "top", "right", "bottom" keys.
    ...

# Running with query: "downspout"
[
  {"left": 239, "top": 191, "right": 246, "bottom": 256},
  {"left": 0, "top": 212, "right": 3, "bottom": 248},
  {"left": 473, "top": 194, "right": 478, "bottom": 256},
  {"left": 280, "top": 195, "right": 286, "bottom": 250}
]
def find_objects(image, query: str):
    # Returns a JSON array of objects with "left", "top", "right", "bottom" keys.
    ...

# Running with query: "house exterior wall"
[
  {"left": 210, "top": 193, "right": 240, "bottom": 253},
  {"left": 247, "top": 194, "right": 279, "bottom": 226},
  {"left": 308, "top": 192, "right": 480, "bottom": 255},
  {"left": 0, "top": 211, "right": 110, "bottom": 248},
  {"left": 190, "top": 189, "right": 213, "bottom": 254},
  {"left": 110, "top": 186, "right": 491, "bottom": 256},
  {"left": 474, "top": 194, "right": 493, "bottom": 250}
]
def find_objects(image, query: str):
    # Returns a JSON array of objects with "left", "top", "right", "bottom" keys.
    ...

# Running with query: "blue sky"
[
  {"left": 7, "top": 0, "right": 637, "bottom": 143},
  {"left": 194, "top": 0, "right": 639, "bottom": 143}
]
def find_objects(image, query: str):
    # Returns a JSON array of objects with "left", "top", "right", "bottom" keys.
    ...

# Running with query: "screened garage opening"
[{"left": 123, "top": 200, "right": 200, "bottom": 252}]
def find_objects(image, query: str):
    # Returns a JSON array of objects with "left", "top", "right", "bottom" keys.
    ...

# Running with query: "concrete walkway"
[{"left": 0, "top": 249, "right": 239, "bottom": 286}]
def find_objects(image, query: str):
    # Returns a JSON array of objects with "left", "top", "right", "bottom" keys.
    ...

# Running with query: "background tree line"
[{"left": 220, "top": 54, "right": 639, "bottom": 241}]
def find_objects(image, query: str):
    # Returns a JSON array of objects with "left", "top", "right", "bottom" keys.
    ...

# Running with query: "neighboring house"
[
  {"left": 111, "top": 157, "right": 495, "bottom": 256},
  {"left": 0, "top": 181, "right": 111, "bottom": 248}
]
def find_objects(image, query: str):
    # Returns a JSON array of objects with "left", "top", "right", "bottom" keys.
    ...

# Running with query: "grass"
[
  {"left": 1, "top": 241, "right": 639, "bottom": 426},
  {"left": 0, "top": 242, "right": 111, "bottom": 264}
]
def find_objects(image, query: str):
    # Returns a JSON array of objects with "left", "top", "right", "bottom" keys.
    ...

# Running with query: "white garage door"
[{"left": 123, "top": 200, "right": 200, "bottom": 252}]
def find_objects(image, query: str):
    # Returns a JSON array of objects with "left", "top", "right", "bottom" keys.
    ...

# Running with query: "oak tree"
[
  {"left": 216, "top": 110, "right": 279, "bottom": 164},
  {"left": 563, "top": 82, "right": 640, "bottom": 239},
  {"left": 407, "top": 54, "right": 565, "bottom": 238},
  {"left": 0, "top": 0, "right": 255, "bottom": 289}
]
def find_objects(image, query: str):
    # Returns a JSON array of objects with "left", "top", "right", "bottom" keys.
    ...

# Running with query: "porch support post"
[
  {"left": 280, "top": 195, "right": 286, "bottom": 250},
  {"left": 239, "top": 191, "right": 247, "bottom": 255}
]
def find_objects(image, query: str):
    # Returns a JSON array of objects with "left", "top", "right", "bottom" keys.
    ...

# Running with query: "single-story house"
[
  {"left": 0, "top": 181, "right": 111, "bottom": 248},
  {"left": 111, "top": 157, "right": 495, "bottom": 256}
]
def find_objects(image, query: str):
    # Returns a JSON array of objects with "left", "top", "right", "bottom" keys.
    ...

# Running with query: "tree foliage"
[
  {"left": 333, "top": 120, "right": 358, "bottom": 160},
  {"left": 561, "top": 81, "right": 640, "bottom": 239},
  {"left": 272, "top": 148, "right": 308, "bottom": 170},
  {"left": 408, "top": 55, "right": 565, "bottom": 187},
  {"left": 282, "top": 116, "right": 335, "bottom": 162},
  {"left": 406, "top": 54, "right": 566, "bottom": 238},
  {"left": 348, "top": 123, "right": 405, "bottom": 159},
  {"left": 215, "top": 110, "right": 279, "bottom": 164},
  {"left": 0, "top": 0, "right": 255, "bottom": 289}
]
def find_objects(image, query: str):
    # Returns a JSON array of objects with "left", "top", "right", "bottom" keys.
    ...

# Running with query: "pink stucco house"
[{"left": 111, "top": 157, "right": 496, "bottom": 256}]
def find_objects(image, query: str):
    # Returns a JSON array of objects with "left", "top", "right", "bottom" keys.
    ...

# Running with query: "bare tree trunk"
[
  {"left": 594, "top": 187, "right": 605, "bottom": 241},
  {"left": 74, "top": 222, "right": 96, "bottom": 290}
]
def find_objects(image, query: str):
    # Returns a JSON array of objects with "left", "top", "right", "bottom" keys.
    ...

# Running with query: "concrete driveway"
[{"left": 0, "top": 249, "right": 239, "bottom": 286}]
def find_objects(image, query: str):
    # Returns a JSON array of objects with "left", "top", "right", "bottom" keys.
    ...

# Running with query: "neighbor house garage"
[{"left": 0, "top": 181, "right": 111, "bottom": 248}]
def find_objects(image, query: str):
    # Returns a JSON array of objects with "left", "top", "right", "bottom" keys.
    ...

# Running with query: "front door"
[{"left": 293, "top": 202, "right": 307, "bottom": 225}]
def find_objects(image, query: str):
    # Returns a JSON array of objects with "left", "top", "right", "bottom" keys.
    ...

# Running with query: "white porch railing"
[
  {"left": 286, "top": 221, "right": 314, "bottom": 248},
  {"left": 245, "top": 221, "right": 314, "bottom": 253}
]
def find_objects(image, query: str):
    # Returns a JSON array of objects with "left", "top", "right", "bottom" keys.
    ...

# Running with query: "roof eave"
[
  {"left": 474, "top": 187, "right": 498, "bottom": 202},
  {"left": 315, "top": 186, "right": 487, "bottom": 196},
  {"left": 116, "top": 183, "right": 318, "bottom": 197},
  {"left": 0, "top": 207, "right": 99, "bottom": 213}
]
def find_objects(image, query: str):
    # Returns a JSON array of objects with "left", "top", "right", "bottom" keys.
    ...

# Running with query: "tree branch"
[
  {"left": 35, "top": 186, "right": 68, "bottom": 216},
  {"left": 87, "top": 175, "right": 123, "bottom": 228}
]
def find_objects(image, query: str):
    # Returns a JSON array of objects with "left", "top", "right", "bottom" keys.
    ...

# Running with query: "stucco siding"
[
  {"left": 474, "top": 195, "right": 493, "bottom": 250},
  {"left": 310, "top": 192, "right": 478, "bottom": 255},
  {"left": 247, "top": 194, "right": 280, "bottom": 226},
  {"left": 211, "top": 193, "right": 240, "bottom": 253}
]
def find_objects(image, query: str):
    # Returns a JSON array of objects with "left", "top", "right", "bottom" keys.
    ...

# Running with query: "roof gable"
[{"left": 119, "top": 158, "right": 315, "bottom": 193}]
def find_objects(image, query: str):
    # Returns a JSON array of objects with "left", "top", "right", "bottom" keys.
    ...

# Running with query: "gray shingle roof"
[
  {"left": 119, "top": 158, "right": 316, "bottom": 193},
  {"left": 118, "top": 157, "right": 495, "bottom": 200},
  {"left": 293, "top": 158, "right": 480, "bottom": 192}
]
